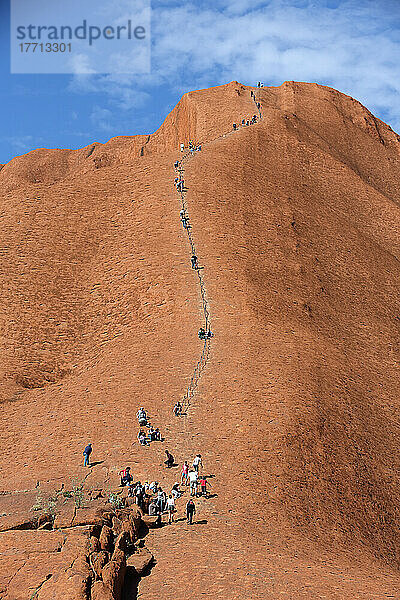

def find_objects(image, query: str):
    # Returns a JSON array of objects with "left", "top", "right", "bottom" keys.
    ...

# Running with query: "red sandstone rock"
[
  {"left": 112, "top": 516, "right": 123, "bottom": 536},
  {"left": 113, "top": 531, "right": 129, "bottom": 553},
  {"left": 126, "top": 547, "right": 153, "bottom": 577},
  {"left": 1, "top": 80, "right": 400, "bottom": 599},
  {"left": 89, "top": 535, "right": 101, "bottom": 553},
  {"left": 101, "top": 551, "right": 126, "bottom": 600},
  {"left": 95, "top": 508, "right": 116, "bottom": 527},
  {"left": 99, "top": 525, "right": 114, "bottom": 552},
  {"left": 141, "top": 515, "right": 161, "bottom": 529},
  {"left": 90, "top": 550, "right": 109, "bottom": 579},
  {"left": 91, "top": 580, "right": 114, "bottom": 600}
]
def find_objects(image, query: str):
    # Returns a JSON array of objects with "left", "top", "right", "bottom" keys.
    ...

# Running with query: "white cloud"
[
  {"left": 68, "top": 53, "right": 97, "bottom": 75},
  {"left": 69, "top": 73, "right": 150, "bottom": 110},
  {"left": 90, "top": 105, "right": 113, "bottom": 131},
  {"left": 4, "top": 135, "right": 43, "bottom": 151},
  {"left": 68, "top": 0, "right": 400, "bottom": 132}
]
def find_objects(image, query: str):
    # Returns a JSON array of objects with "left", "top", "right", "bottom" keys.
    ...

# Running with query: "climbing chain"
[{"left": 175, "top": 87, "right": 263, "bottom": 414}]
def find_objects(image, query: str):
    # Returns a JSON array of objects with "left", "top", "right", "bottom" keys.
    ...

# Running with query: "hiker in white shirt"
[
  {"left": 166, "top": 495, "right": 176, "bottom": 524},
  {"left": 189, "top": 470, "right": 198, "bottom": 496},
  {"left": 192, "top": 454, "right": 203, "bottom": 473}
]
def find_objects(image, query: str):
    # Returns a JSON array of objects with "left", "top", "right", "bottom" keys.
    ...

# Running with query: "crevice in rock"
[{"left": 29, "top": 573, "right": 53, "bottom": 599}]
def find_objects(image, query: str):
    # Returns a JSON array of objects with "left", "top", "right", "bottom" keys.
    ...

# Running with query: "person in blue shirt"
[{"left": 83, "top": 443, "right": 92, "bottom": 467}]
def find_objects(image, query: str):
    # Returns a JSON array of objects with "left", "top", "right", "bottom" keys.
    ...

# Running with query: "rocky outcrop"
[
  {"left": 101, "top": 549, "right": 126, "bottom": 600},
  {"left": 91, "top": 550, "right": 110, "bottom": 579},
  {"left": 87, "top": 506, "right": 143, "bottom": 600},
  {"left": 126, "top": 547, "right": 154, "bottom": 577},
  {"left": 0, "top": 495, "right": 144, "bottom": 600},
  {"left": 99, "top": 525, "right": 114, "bottom": 552}
]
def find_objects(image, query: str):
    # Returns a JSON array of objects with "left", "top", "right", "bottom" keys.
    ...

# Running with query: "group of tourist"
[
  {"left": 179, "top": 140, "right": 202, "bottom": 153},
  {"left": 83, "top": 442, "right": 206, "bottom": 525},
  {"left": 117, "top": 451, "right": 209, "bottom": 525},
  {"left": 232, "top": 113, "right": 259, "bottom": 131},
  {"left": 136, "top": 407, "right": 163, "bottom": 446},
  {"left": 233, "top": 90, "right": 262, "bottom": 132}
]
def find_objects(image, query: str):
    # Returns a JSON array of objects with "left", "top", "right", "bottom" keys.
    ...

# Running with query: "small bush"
[
  {"left": 31, "top": 488, "right": 43, "bottom": 512},
  {"left": 107, "top": 491, "right": 125, "bottom": 509}
]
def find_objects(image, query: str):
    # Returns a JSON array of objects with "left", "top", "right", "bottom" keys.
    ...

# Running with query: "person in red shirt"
[
  {"left": 119, "top": 466, "right": 133, "bottom": 486},
  {"left": 199, "top": 477, "right": 211, "bottom": 498},
  {"left": 181, "top": 461, "right": 189, "bottom": 485}
]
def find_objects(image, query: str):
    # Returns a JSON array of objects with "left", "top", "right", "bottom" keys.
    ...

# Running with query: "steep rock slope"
[{"left": 1, "top": 81, "right": 400, "bottom": 598}]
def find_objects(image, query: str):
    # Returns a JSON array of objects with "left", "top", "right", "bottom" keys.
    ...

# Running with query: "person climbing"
[
  {"left": 256, "top": 102, "right": 260, "bottom": 110},
  {"left": 177, "top": 180, "right": 184, "bottom": 192},
  {"left": 189, "top": 470, "right": 198, "bottom": 496},
  {"left": 186, "top": 499, "right": 196, "bottom": 524},
  {"left": 137, "top": 407, "right": 147, "bottom": 426},
  {"left": 198, "top": 328, "right": 206, "bottom": 340},
  {"left": 171, "top": 482, "right": 182, "bottom": 499},
  {"left": 148, "top": 500, "right": 158, "bottom": 516},
  {"left": 164, "top": 450, "right": 175, "bottom": 468},
  {"left": 181, "top": 460, "right": 189, "bottom": 485},
  {"left": 149, "top": 481, "right": 158, "bottom": 493},
  {"left": 119, "top": 466, "right": 133, "bottom": 486},
  {"left": 167, "top": 495, "right": 176, "bottom": 524},
  {"left": 173, "top": 401, "right": 182, "bottom": 417},
  {"left": 192, "top": 454, "right": 203, "bottom": 473},
  {"left": 135, "top": 483, "right": 144, "bottom": 510},
  {"left": 138, "top": 430, "right": 147, "bottom": 446},
  {"left": 199, "top": 476, "right": 211, "bottom": 498},
  {"left": 174, "top": 160, "right": 179, "bottom": 169},
  {"left": 181, "top": 213, "right": 189, "bottom": 229},
  {"left": 157, "top": 488, "right": 166, "bottom": 512},
  {"left": 148, "top": 426, "right": 156, "bottom": 443},
  {"left": 191, "top": 255, "right": 198, "bottom": 269},
  {"left": 138, "top": 414, "right": 147, "bottom": 426},
  {"left": 83, "top": 443, "right": 92, "bottom": 467}
]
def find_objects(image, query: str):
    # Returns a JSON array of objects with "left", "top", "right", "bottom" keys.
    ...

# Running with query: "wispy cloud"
[
  {"left": 90, "top": 105, "right": 113, "bottom": 132},
  {"left": 68, "top": 0, "right": 400, "bottom": 132},
  {"left": 69, "top": 73, "right": 150, "bottom": 110},
  {"left": 3, "top": 135, "right": 43, "bottom": 152}
]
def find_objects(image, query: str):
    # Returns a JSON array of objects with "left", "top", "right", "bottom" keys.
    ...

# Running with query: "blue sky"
[{"left": 1, "top": 0, "right": 400, "bottom": 165}]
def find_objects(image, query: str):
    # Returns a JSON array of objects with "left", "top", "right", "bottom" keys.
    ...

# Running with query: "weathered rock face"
[
  {"left": 126, "top": 547, "right": 153, "bottom": 577},
  {"left": 99, "top": 525, "right": 114, "bottom": 552},
  {"left": 91, "top": 580, "right": 114, "bottom": 600},
  {"left": 0, "top": 530, "right": 87, "bottom": 600},
  {"left": 89, "top": 535, "right": 101, "bottom": 553},
  {"left": 1, "top": 80, "right": 400, "bottom": 599},
  {"left": 101, "top": 550, "right": 126, "bottom": 600},
  {"left": 0, "top": 494, "right": 143, "bottom": 600},
  {"left": 91, "top": 550, "right": 110, "bottom": 579}
]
